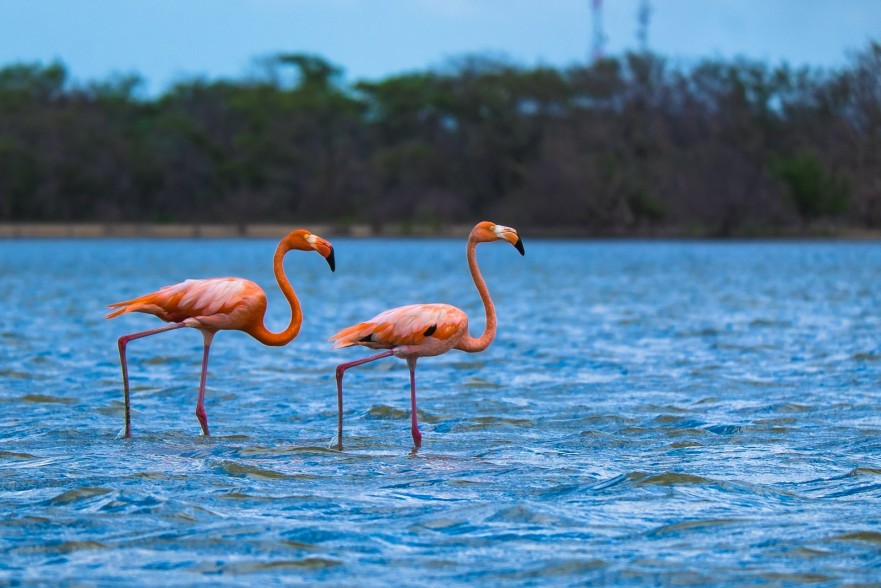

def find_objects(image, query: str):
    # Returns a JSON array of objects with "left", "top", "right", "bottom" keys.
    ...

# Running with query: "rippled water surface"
[{"left": 2, "top": 237, "right": 881, "bottom": 586}]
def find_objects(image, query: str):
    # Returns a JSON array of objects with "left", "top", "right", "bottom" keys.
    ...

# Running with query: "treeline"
[{"left": 1, "top": 44, "right": 879, "bottom": 235}]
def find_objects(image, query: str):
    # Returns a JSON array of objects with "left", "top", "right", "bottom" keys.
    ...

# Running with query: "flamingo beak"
[
  {"left": 325, "top": 246, "right": 336, "bottom": 272},
  {"left": 494, "top": 224, "right": 525, "bottom": 256},
  {"left": 307, "top": 234, "right": 336, "bottom": 272}
]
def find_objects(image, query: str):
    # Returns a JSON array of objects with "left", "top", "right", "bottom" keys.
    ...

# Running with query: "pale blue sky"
[{"left": 1, "top": 0, "right": 879, "bottom": 94}]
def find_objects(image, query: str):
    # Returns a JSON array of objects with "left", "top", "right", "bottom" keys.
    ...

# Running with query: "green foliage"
[
  {"left": 0, "top": 61, "right": 67, "bottom": 107},
  {"left": 772, "top": 154, "right": 849, "bottom": 219},
  {"left": 0, "top": 43, "right": 879, "bottom": 232},
  {"left": 0, "top": 139, "right": 41, "bottom": 218},
  {"left": 628, "top": 185, "right": 666, "bottom": 222}
]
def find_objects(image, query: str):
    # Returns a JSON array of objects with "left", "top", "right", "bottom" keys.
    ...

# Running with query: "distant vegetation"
[{"left": 1, "top": 43, "right": 879, "bottom": 236}]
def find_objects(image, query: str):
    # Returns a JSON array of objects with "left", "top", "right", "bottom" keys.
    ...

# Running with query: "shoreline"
[
  {"left": 0, "top": 222, "right": 444, "bottom": 239},
  {"left": 2, "top": 222, "right": 880, "bottom": 240}
]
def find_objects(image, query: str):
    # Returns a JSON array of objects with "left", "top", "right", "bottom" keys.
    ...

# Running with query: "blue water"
[{"left": 2, "top": 237, "right": 881, "bottom": 586}]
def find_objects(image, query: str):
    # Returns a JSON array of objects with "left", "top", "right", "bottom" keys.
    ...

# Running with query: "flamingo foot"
[
  {"left": 196, "top": 407, "right": 210, "bottom": 436},
  {"left": 411, "top": 426, "right": 422, "bottom": 448}
]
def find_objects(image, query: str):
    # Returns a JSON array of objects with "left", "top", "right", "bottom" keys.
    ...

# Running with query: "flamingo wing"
[
  {"left": 106, "top": 278, "right": 266, "bottom": 328},
  {"left": 330, "top": 303, "right": 467, "bottom": 350}
]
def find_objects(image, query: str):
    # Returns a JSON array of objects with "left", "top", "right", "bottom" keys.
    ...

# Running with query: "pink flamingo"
[
  {"left": 106, "top": 229, "right": 334, "bottom": 437},
  {"left": 330, "top": 221, "right": 524, "bottom": 447}
]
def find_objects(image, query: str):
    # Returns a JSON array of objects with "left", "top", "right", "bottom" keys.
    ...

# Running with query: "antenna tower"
[
  {"left": 637, "top": 0, "right": 652, "bottom": 53},
  {"left": 591, "top": 0, "right": 605, "bottom": 62}
]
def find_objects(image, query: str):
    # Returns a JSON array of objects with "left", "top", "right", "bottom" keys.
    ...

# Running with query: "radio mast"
[
  {"left": 591, "top": 0, "right": 605, "bottom": 62},
  {"left": 637, "top": 0, "right": 652, "bottom": 53}
]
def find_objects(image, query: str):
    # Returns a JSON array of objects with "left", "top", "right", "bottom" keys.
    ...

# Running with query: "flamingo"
[
  {"left": 106, "top": 229, "right": 335, "bottom": 438},
  {"left": 330, "top": 221, "right": 524, "bottom": 448}
]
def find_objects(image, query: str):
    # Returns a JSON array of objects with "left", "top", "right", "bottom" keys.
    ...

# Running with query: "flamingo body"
[
  {"left": 107, "top": 278, "right": 268, "bottom": 334},
  {"left": 107, "top": 229, "right": 334, "bottom": 438},
  {"left": 332, "top": 221, "right": 524, "bottom": 448},
  {"left": 330, "top": 303, "right": 468, "bottom": 357}
]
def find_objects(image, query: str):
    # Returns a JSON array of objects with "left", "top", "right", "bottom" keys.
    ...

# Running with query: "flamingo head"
[
  {"left": 472, "top": 221, "right": 525, "bottom": 256},
  {"left": 284, "top": 229, "right": 336, "bottom": 271}
]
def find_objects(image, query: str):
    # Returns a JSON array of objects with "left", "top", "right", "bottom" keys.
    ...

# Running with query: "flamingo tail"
[
  {"left": 329, "top": 321, "right": 375, "bottom": 349},
  {"left": 105, "top": 292, "right": 160, "bottom": 319}
]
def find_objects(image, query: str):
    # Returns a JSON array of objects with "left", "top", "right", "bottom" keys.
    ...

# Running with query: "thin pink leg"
[
  {"left": 335, "top": 350, "right": 394, "bottom": 448},
  {"left": 407, "top": 357, "right": 422, "bottom": 447},
  {"left": 195, "top": 330, "right": 215, "bottom": 436},
  {"left": 117, "top": 322, "right": 187, "bottom": 438}
]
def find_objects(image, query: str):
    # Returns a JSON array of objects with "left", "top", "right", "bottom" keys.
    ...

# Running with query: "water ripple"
[{"left": 3, "top": 239, "right": 881, "bottom": 585}]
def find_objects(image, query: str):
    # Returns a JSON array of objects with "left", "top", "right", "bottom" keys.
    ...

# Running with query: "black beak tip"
[
  {"left": 326, "top": 248, "right": 336, "bottom": 272},
  {"left": 514, "top": 238, "right": 525, "bottom": 256}
]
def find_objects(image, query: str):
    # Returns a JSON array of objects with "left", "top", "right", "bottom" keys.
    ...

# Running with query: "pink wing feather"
[
  {"left": 106, "top": 278, "right": 266, "bottom": 329},
  {"left": 330, "top": 303, "right": 468, "bottom": 350}
]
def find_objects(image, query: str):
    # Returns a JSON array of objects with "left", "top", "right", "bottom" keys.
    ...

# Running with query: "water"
[{"left": 2, "top": 237, "right": 881, "bottom": 586}]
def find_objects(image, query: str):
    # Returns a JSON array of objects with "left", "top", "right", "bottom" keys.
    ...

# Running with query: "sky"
[{"left": 1, "top": 0, "right": 879, "bottom": 94}]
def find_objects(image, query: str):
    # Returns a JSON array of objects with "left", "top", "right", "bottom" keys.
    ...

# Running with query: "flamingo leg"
[
  {"left": 334, "top": 350, "right": 395, "bottom": 448},
  {"left": 195, "top": 330, "right": 215, "bottom": 436},
  {"left": 407, "top": 357, "right": 422, "bottom": 447},
  {"left": 117, "top": 322, "right": 187, "bottom": 438}
]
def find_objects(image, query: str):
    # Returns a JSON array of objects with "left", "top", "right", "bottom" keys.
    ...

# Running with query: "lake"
[{"left": 2, "top": 237, "right": 881, "bottom": 586}]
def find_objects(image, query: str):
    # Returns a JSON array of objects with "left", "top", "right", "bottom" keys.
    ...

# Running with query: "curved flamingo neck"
[
  {"left": 248, "top": 241, "right": 303, "bottom": 346},
  {"left": 456, "top": 236, "right": 496, "bottom": 353}
]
